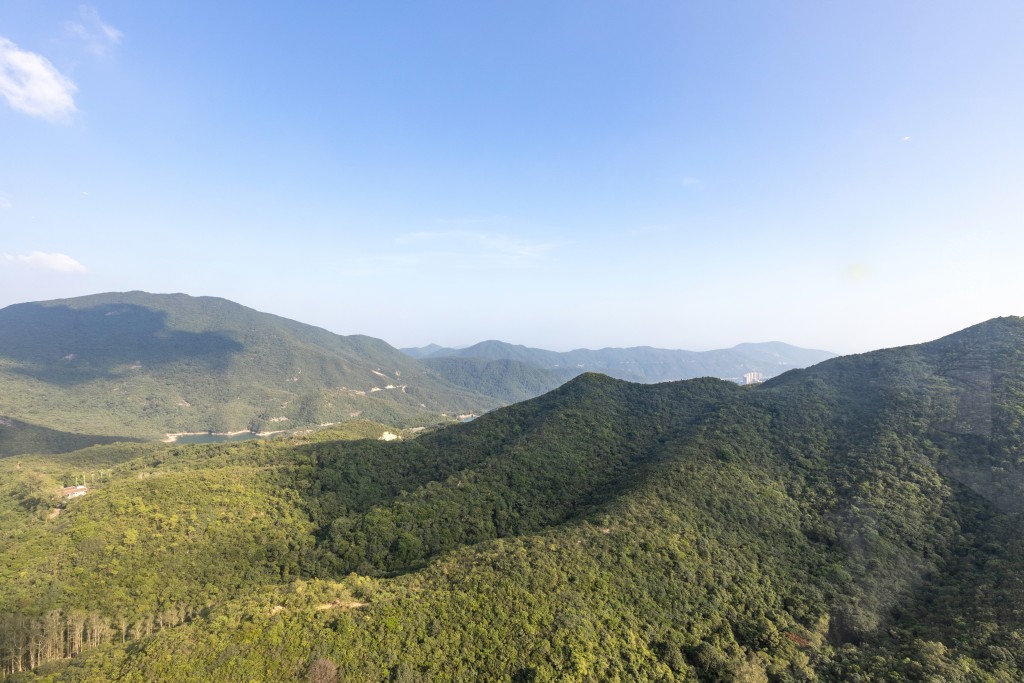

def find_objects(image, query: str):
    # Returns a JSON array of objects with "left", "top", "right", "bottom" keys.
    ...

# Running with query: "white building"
[{"left": 61, "top": 485, "right": 88, "bottom": 499}]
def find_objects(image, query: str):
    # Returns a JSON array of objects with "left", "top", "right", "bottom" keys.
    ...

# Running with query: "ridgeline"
[{"left": 402, "top": 338, "right": 836, "bottom": 383}]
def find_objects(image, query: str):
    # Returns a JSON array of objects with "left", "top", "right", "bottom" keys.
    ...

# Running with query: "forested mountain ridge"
[
  {"left": 0, "top": 292, "right": 507, "bottom": 441},
  {"left": 4, "top": 317, "right": 1024, "bottom": 680},
  {"left": 402, "top": 338, "right": 837, "bottom": 383},
  {"left": 419, "top": 356, "right": 570, "bottom": 404}
]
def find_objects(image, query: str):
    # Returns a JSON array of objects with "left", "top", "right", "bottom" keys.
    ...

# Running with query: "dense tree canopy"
[{"left": 3, "top": 317, "right": 1024, "bottom": 681}]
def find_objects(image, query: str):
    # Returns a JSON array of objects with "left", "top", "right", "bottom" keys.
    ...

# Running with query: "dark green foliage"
[
  {"left": 5, "top": 317, "right": 1024, "bottom": 681},
  {"left": 308, "top": 375, "right": 740, "bottom": 575},
  {"left": 0, "top": 417, "right": 140, "bottom": 458},
  {"left": 421, "top": 356, "right": 569, "bottom": 404}
]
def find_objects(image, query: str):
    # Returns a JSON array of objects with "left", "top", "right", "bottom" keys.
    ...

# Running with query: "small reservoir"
[{"left": 172, "top": 432, "right": 264, "bottom": 445}]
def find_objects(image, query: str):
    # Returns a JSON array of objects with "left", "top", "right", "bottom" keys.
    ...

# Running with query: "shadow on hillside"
[
  {"left": 0, "top": 415, "right": 143, "bottom": 457},
  {"left": 863, "top": 481, "right": 1024, "bottom": 655},
  {"left": 0, "top": 303, "right": 244, "bottom": 386}
]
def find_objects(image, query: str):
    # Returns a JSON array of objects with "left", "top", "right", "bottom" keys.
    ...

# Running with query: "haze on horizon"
[{"left": 1, "top": 1, "right": 1021, "bottom": 356}]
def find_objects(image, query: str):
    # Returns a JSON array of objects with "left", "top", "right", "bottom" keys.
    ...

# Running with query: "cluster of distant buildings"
[{"left": 742, "top": 372, "right": 764, "bottom": 386}]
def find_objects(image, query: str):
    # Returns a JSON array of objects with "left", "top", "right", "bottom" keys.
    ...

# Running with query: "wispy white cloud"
[
  {"left": 0, "top": 38, "right": 77, "bottom": 121},
  {"left": 0, "top": 195, "right": 11, "bottom": 210},
  {"left": 345, "top": 230, "right": 555, "bottom": 276},
  {"left": 681, "top": 176, "right": 703, "bottom": 188},
  {"left": 66, "top": 6, "right": 123, "bottom": 57},
  {"left": 394, "top": 230, "right": 555, "bottom": 262},
  {"left": 430, "top": 215, "right": 515, "bottom": 228},
  {"left": 4, "top": 251, "right": 87, "bottom": 273}
]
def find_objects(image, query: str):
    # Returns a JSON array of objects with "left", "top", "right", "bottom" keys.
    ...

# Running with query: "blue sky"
[{"left": 1, "top": 1, "right": 1022, "bottom": 353}]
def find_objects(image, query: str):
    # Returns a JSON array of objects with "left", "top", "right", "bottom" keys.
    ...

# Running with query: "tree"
[{"left": 307, "top": 657, "right": 339, "bottom": 683}]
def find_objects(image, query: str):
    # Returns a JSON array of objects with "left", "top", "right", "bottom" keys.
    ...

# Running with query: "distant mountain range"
[{"left": 402, "top": 339, "right": 837, "bottom": 383}]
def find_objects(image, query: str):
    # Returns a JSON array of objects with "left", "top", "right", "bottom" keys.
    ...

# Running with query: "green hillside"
[
  {"left": 420, "top": 356, "right": 571, "bottom": 405},
  {"left": 0, "top": 292, "right": 503, "bottom": 440},
  {"left": 3, "top": 318, "right": 1024, "bottom": 680}
]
